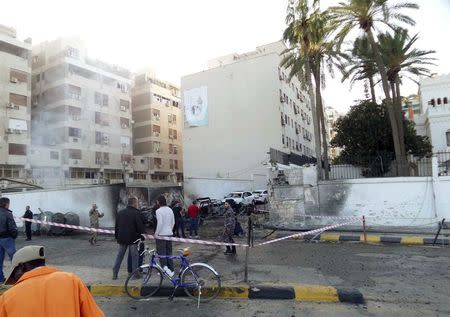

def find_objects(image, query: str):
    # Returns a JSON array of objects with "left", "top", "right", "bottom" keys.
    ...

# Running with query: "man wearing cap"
[
  {"left": 0, "top": 197, "right": 17, "bottom": 283},
  {"left": 0, "top": 245, "right": 105, "bottom": 316}
]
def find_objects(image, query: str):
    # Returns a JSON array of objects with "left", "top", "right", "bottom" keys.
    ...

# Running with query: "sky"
[{"left": 1, "top": 0, "right": 449, "bottom": 113}]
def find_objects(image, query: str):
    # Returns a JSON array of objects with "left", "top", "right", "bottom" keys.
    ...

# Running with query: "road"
[
  {"left": 7, "top": 228, "right": 450, "bottom": 316},
  {"left": 96, "top": 297, "right": 447, "bottom": 317}
]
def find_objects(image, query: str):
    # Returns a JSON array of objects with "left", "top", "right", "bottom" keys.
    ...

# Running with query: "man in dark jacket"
[
  {"left": 0, "top": 197, "right": 18, "bottom": 283},
  {"left": 22, "top": 206, "right": 33, "bottom": 241},
  {"left": 112, "top": 196, "right": 145, "bottom": 280}
]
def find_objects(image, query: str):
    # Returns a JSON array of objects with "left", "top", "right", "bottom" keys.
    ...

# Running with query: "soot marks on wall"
[{"left": 317, "top": 184, "right": 351, "bottom": 216}]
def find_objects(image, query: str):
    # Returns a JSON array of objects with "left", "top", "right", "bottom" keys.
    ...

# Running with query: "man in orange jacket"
[{"left": 0, "top": 245, "right": 104, "bottom": 317}]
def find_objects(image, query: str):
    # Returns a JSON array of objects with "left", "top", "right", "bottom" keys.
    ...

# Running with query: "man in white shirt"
[{"left": 155, "top": 195, "right": 175, "bottom": 275}]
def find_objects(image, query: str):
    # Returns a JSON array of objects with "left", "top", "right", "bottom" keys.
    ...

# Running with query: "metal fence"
[
  {"left": 326, "top": 154, "right": 432, "bottom": 180},
  {"left": 436, "top": 151, "right": 450, "bottom": 176}
]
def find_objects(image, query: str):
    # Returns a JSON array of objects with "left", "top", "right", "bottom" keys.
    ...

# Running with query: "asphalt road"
[
  {"left": 7, "top": 228, "right": 450, "bottom": 316},
  {"left": 96, "top": 297, "right": 448, "bottom": 317}
]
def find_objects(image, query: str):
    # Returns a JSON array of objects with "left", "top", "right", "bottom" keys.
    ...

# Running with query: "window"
[
  {"left": 103, "top": 153, "right": 110, "bottom": 165},
  {"left": 68, "top": 106, "right": 81, "bottom": 120},
  {"left": 282, "top": 134, "right": 285, "bottom": 144},
  {"left": 50, "top": 151, "right": 59, "bottom": 160},
  {"left": 9, "top": 93, "right": 27, "bottom": 107},
  {"left": 174, "top": 160, "right": 178, "bottom": 169},
  {"left": 154, "top": 158, "right": 162, "bottom": 167},
  {"left": 152, "top": 109, "right": 160, "bottom": 120},
  {"left": 120, "top": 117, "right": 130, "bottom": 128},
  {"left": 102, "top": 94, "right": 109, "bottom": 107},
  {"left": 153, "top": 141, "right": 161, "bottom": 152},
  {"left": 68, "top": 127, "right": 81, "bottom": 138},
  {"left": 169, "top": 144, "right": 174, "bottom": 154},
  {"left": 9, "top": 143, "right": 27, "bottom": 156},
  {"left": 10, "top": 69, "right": 28, "bottom": 83},
  {"left": 447, "top": 131, "right": 450, "bottom": 146},
  {"left": 66, "top": 46, "right": 79, "bottom": 58},
  {"left": 170, "top": 159, "right": 174, "bottom": 169},
  {"left": 120, "top": 99, "right": 130, "bottom": 110},
  {"left": 95, "top": 131, "right": 103, "bottom": 144},
  {"left": 120, "top": 136, "right": 131, "bottom": 147},
  {"left": 152, "top": 125, "right": 161, "bottom": 135},
  {"left": 169, "top": 128, "right": 177, "bottom": 140},
  {"left": 68, "top": 85, "right": 81, "bottom": 100},
  {"left": 444, "top": 97, "right": 448, "bottom": 104},
  {"left": 95, "top": 92, "right": 102, "bottom": 105},
  {"left": 68, "top": 149, "right": 82, "bottom": 159}
]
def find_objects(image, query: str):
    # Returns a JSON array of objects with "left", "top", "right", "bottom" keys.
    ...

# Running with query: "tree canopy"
[{"left": 331, "top": 100, "right": 432, "bottom": 163}]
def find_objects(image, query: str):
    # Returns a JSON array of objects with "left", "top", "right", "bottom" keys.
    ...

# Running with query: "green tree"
[
  {"left": 331, "top": 100, "right": 432, "bottom": 176},
  {"left": 330, "top": 0, "right": 419, "bottom": 173},
  {"left": 340, "top": 36, "right": 378, "bottom": 103},
  {"left": 282, "top": 1, "right": 344, "bottom": 179},
  {"left": 378, "top": 28, "right": 436, "bottom": 106}
]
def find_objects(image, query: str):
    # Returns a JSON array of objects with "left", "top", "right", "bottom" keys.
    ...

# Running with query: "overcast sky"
[{"left": 2, "top": 0, "right": 449, "bottom": 113}]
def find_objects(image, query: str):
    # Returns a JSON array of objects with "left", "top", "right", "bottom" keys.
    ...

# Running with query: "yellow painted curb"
[
  {"left": 90, "top": 284, "right": 127, "bottom": 297},
  {"left": 294, "top": 285, "right": 339, "bottom": 302},
  {"left": 320, "top": 234, "right": 340, "bottom": 241},
  {"left": 400, "top": 237, "right": 424, "bottom": 245},
  {"left": 218, "top": 286, "right": 249, "bottom": 299},
  {"left": 360, "top": 234, "right": 381, "bottom": 243}
]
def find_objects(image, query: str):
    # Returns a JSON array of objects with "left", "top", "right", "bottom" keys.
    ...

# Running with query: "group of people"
[{"left": 0, "top": 197, "right": 105, "bottom": 315}]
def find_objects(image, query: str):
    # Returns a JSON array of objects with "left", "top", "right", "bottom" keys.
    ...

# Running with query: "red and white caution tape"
[
  {"left": 301, "top": 215, "right": 361, "bottom": 221},
  {"left": 16, "top": 217, "right": 359, "bottom": 248},
  {"left": 16, "top": 217, "right": 247, "bottom": 247},
  {"left": 256, "top": 219, "right": 360, "bottom": 246}
]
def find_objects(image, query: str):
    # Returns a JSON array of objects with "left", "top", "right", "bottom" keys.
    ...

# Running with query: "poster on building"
[{"left": 183, "top": 86, "right": 208, "bottom": 127}]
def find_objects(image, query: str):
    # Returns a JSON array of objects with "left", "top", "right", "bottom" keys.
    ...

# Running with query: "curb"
[
  {"left": 281, "top": 233, "right": 449, "bottom": 246},
  {"left": 89, "top": 283, "right": 364, "bottom": 304},
  {"left": 1, "top": 283, "right": 364, "bottom": 304}
]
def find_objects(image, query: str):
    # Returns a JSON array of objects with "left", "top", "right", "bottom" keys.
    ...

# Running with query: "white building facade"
[
  {"left": 181, "top": 41, "right": 316, "bottom": 196},
  {"left": 30, "top": 37, "right": 133, "bottom": 186},
  {"left": 0, "top": 25, "right": 32, "bottom": 180}
]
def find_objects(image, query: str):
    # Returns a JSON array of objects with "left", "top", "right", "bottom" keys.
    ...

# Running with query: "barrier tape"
[
  {"left": 15, "top": 217, "right": 247, "bottom": 247},
  {"left": 16, "top": 217, "right": 359, "bottom": 248},
  {"left": 256, "top": 219, "right": 361, "bottom": 246}
]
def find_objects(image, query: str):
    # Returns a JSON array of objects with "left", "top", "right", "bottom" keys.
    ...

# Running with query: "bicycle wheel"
[
  {"left": 181, "top": 263, "right": 221, "bottom": 302},
  {"left": 125, "top": 265, "right": 163, "bottom": 300}
]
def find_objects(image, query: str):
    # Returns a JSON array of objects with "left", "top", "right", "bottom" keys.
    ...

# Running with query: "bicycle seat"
[{"left": 178, "top": 247, "right": 192, "bottom": 256}]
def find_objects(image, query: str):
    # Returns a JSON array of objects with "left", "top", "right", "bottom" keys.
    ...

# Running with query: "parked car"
[
  {"left": 222, "top": 191, "right": 255, "bottom": 206},
  {"left": 252, "top": 189, "right": 268, "bottom": 204}
]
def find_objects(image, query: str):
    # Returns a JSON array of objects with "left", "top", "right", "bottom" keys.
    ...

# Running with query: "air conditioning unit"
[
  {"left": 6, "top": 103, "right": 15, "bottom": 109},
  {"left": 73, "top": 160, "right": 78, "bottom": 165},
  {"left": 121, "top": 124, "right": 128, "bottom": 129},
  {"left": 5, "top": 128, "right": 13, "bottom": 134},
  {"left": 280, "top": 96, "right": 284, "bottom": 103},
  {"left": 154, "top": 132, "right": 160, "bottom": 137},
  {"left": 99, "top": 179, "right": 106, "bottom": 184},
  {"left": 33, "top": 101, "right": 38, "bottom": 106},
  {"left": 93, "top": 179, "right": 99, "bottom": 184},
  {"left": 72, "top": 138, "right": 79, "bottom": 143},
  {"left": 10, "top": 77, "right": 18, "bottom": 83},
  {"left": 120, "top": 105, "right": 126, "bottom": 111},
  {"left": 154, "top": 116, "right": 160, "bottom": 121}
]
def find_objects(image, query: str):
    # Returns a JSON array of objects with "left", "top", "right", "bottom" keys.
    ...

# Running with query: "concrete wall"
[
  {"left": 7, "top": 184, "right": 122, "bottom": 228},
  {"left": 270, "top": 161, "right": 450, "bottom": 231}
]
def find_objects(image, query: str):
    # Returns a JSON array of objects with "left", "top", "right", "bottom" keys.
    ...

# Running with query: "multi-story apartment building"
[
  {"left": 324, "top": 106, "right": 343, "bottom": 160},
  {"left": 181, "top": 41, "right": 316, "bottom": 188},
  {"left": 30, "top": 37, "right": 133, "bottom": 185},
  {"left": 131, "top": 71, "right": 183, "bottom": 183},
  {"left": 0, "top": 25, "right": 32, "bottom": 180}
]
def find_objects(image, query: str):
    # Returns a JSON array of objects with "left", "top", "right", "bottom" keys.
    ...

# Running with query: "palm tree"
[
  {"left": 282, "top": 0, "right": 322, "bottom": 178},
  {"left": 340, "top": 36, "right": 378, "bottom": 102},
  {"left": 282, "top": 3, "right": 344, "bottom": 180},
  {"left": 330, "top": 0, "right": 419, "bottom": 173},
  {"left": 378, "top": 28, "right": 436, "bottom": 104}
]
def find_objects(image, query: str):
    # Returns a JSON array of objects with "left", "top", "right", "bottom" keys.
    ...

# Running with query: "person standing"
[
  {"left": 172, "top": 201, "right": 186, "bottom": 238},
  {"left": 112, "top": 197, "right": 145, "bottom": 280},
  {"left": 22, "top": 206, "right": 33, "bottom": 241},
  {"left": 187, "top": 201, "right": 200, "bottom": 238},
  {"left": 89, "top": 203, "right": 104, "bottom": 245},
  {"left": 155, "top": 195, "right": 175, "bottom": 276},
  {"left": 0, "top": 245, "right": 104, "bottom": 316},
  {"left": 0, "top": 197, "right": 17, "bottom": 283},
  {"left": 222, "top": 201, "right": 236, "bottom": 255}
]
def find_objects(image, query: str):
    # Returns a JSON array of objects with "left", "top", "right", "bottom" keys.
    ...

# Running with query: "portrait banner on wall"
[{"left": 183, "top": 86, "right": 208, "bottom": 127}]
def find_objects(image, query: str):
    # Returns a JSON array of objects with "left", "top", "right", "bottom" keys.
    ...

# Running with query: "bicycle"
[{"left": 125, "top": 239, "right": 221, "bottom": 306}]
